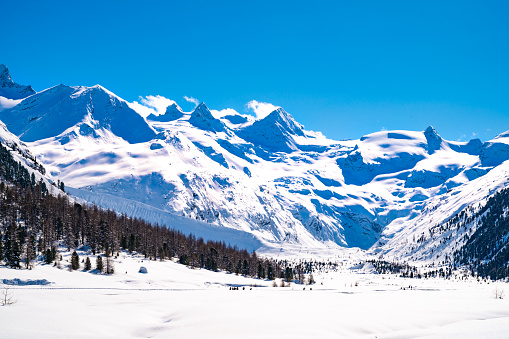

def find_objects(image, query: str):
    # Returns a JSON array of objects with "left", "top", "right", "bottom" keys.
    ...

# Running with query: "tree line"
[
  {"left": 0, "top": 177, "right": 291, "bottom": 278},
  {"left": 0, "top": 140, "right": 292, "bottom": 279},
  {"left": 454, "top": 187, "right": 509, "bottom": 280}
]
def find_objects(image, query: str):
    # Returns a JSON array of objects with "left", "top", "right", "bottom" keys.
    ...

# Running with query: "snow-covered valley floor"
[{"left": 1, "top": 253, "right": 508, "bottom": 338}]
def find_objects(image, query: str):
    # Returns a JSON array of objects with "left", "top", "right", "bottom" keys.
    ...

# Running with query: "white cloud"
[
  {"left": 210, "top": 108, "right": 240, "bottom": 119},
  {"left": 245, "top": 100, "right": 280, "bottom": 119},
  {"left": 184, "top": 96, "right": 199, "bottom": 107},
  {"left": 129, "top": 95, "right": 177, "bottom": 117}
]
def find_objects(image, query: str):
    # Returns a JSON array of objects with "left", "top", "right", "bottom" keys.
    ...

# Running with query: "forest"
[
  {"left": 454, "top": 187, "right": 509, "bottom": 280},
  {"left": 0, "top": 142, "right": 290, "bottom": 280}
]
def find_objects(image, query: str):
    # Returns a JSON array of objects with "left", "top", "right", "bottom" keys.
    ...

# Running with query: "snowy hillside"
[{"left": 1, "top": 66, "right": 509, "bottom": 256}]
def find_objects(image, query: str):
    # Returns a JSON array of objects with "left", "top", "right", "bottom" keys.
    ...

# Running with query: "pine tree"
[
  {"left": 0, "top": 230, "right": 3, "bottom": 263},
  {"left": 285, "top": 266, "right": 293, "bottom": 282},
  {"left": 257, "top": 263, "right": 263, "bottom": 279},
  {"left": 9, "top": 238, "right": 21, "bottom": 269},
  {"left": 267, "top": 263, "right": 274, "bottom": 280},
  {"left": 84, "top": 257, "right": 91, "bottom": 270},
  {"left": 45, "top": 248, "right": 53, "bottom": 264},
  {"left": 71, "top": 251, "right": 80, "bottom": 270},
  {"left": 24, "top": 235, "right": 36, "bottom": 269},
  {"left": 96, "top": 256, "right": 103, "bottom": 272},
  {"left": 4, "top": 222, "right": 21, "bottom": 268},
  {"left": 105, "top": 250, "right": 114, "bottom": 274}
]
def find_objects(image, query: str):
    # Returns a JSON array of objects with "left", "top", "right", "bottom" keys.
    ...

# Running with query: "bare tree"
[
  {"left": 493, "top": 286, "right": 505, "bottom": 299},
  {"left": 1, "top": 287, "right": 16, "bottom": 306}
]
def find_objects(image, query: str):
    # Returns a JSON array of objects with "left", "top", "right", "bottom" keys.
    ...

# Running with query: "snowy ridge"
[
  {"left": 0, "top": 64, "right": 36, "bottom": 100},
  {"left": 1, "top": 67, "right": 509, "bottom": 256},
  {"left": 0, "top": 84, "right": 156, "bottom": 143},
  {"left": 375, "top": 160, "right": 509, "bottom": 263},
  {"left": 147, "top": 103, "right": 184, "bottom": 122}
]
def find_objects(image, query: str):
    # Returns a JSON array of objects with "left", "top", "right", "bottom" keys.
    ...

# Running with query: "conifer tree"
[
  {"left": 257, "top": 262, "right": 265, "bottom": 279},
  {"left": 84, "top": 256, "right": 91, "bottom": 270},
  {"left": 96, "top": 256, "right": 103, "bottom": 272},
  {"left": 45, "top": 248, "right": 53, "bottom": 264},
  {"left": 105, "top": 250, "right": 114, "bottom": 274},
  {"left": 285, "top": 267, "right": 293, "bottom": 282},
  {"left": 71, "top": 251, "right": 80, "bottom": 270},
  {"left": 9, "top": 239, "right": 21, "bottom": 269},
  {"left": 25, "top": 235, "right": 36, "bottom": 269},
  {"left": 4, "top": 222, "right": 21, "bottom": 268},
  {"left": 267, "top": 263, "right": 274, "bottom": 280},
  {"left": 0, "top": 230, "right": 3, "bottom": 262}
]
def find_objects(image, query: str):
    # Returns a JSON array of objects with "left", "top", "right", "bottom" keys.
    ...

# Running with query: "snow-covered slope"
[
  {"left": 1, "top": 67, "right": 509, "bottom": 255},
  {"left": 373, "top": 159, "right": 509, "bottom": 262},
  {"left": 0, "top": 116, "right": 62, "bottom": 196},
  {"left": 0, "top": 84, "right": 156, "bottom": 143}
]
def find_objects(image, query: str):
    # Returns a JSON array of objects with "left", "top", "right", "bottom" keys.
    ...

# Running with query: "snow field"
[{"left": 1, "top": 252, "right": 509, "bottom": 338}]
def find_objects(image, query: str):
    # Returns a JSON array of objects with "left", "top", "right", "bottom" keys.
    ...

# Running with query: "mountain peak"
[
  {"left": 0, "top": 64, "right": 11, "bottom": 82},
  {"left": 424, "top": 125, "right": 442, "bottom": 154},
  {"left": 193, "top": 102, "right": 210, "bottom": 114},
  {"left": 0, "top": 84, "right": 155, "bottom": 143},
  {"left": 189, "top": 102, "right": 226, "bottom": 132},
  {"left": 0, "top": 64, "right": 36, "bottom": 100},
  {"left": 147, "top": 103, "right": 184, "bottom": 122},
  {"left": 262, "top": 107, "right": 305, "bottom": 137},
  {"left": 424, "top": 125, "right": 437, "bottom": 135},
  {"left": 236, "top": 107, "right": 305, "bottom": 152}
]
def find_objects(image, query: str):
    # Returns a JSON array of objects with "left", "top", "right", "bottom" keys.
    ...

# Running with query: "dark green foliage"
[
  {"left": 84, "top": 256, "right": 91, "bottom": 270},
  {"left": 257, "top": 263, "right": 265, "bottom": 279},
  {"left": 267, "top": 263, "right": 274, "bottom": 280},
  {"left": 179, "top": 254, "right": 188, "bottom": 265},
  {"left": 368, "top": 260, "right": 418, "bottom": 275},
  {"left": 0, "top": 229, "right": 3, "bottom": 262},
  {"left": 104, "top": 250, "right": 114, "bottom": 274},
  {"left": 285, "top": 266, "right": 293, "bottom": 282},
  {"left": 45, "top": 248, "right": 54, "bottom": 264},
  {"left": 96, "top": 256, "right": 103, "bottom": 272},
  {"left": 128, "top": 234, "right": 136, "bottom": 252},
  {"left": 3, "top": 222, "right": 21, "bottom": 268},
  {"left": 0, "top": 143, "right": 45, "bottom": 190},
  {"left": 454, "top": 188, "right": 509, "bottom": 280},
  {"left": 242, "top": 260, "right": 249, "bottom": 275},
  {"left": 25, "top": 234, "right": 36, "bottom": 269},
  {"left": 71, "top": 251, "right": 80, "bottom": 270},
  {"left": 0, "top": 140, "right": 283, "bottom": 279}
]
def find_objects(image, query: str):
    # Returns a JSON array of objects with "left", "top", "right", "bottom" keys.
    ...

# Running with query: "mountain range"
[{"left": 1, "top": 64, "right": 508, "bottom": 261}]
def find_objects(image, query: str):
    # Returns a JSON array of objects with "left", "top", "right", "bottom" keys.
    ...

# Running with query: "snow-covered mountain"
[
  {"left": 0, "top": 83, "right": 155, "bottom": 143},
  {"left": 1, "top": 65, "right": 508, "bottom": 256}
]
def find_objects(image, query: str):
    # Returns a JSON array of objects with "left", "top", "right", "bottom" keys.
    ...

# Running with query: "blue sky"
[{"left": 2, "top": 1, "right": 508, "bottom": 141}]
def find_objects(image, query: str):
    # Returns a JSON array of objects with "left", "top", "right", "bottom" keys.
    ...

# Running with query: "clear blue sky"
[{"left": 2, "top": 0, "right": 508, "bottom": 141}]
